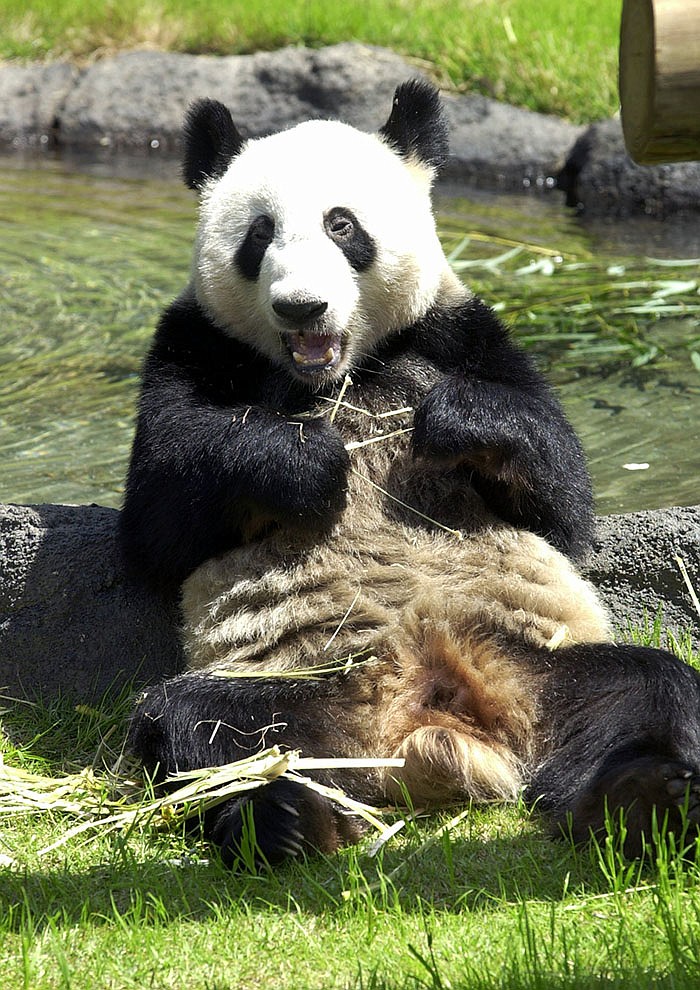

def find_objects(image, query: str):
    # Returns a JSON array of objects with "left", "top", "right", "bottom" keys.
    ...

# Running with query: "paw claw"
[
  {"left": 666, "top": 778, "right": 692, "bottom": 799},
  {"left": 209, "top": 777, "right": 351, "bottom": 869},
  {"left": 659, "top": 763, "right": 700, "bottom": 828},
  {"left": 661, "top": 763, "right": 692, "bottom": 780},
  {"left": 277, "top": 843, "right": 302, "bottom": 858}
]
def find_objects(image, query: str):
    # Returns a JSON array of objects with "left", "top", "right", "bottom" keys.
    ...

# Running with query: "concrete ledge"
[
  {"left": 587, "top": 505, "right": 700, "bottom": 641},
  {"left": 1, "top": 501, "right": 698, "bottom": 702}
]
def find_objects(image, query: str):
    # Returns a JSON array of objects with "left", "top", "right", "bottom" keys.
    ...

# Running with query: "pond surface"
[{"left": 1, "top": 156, "right": 699, "bottom": 515}]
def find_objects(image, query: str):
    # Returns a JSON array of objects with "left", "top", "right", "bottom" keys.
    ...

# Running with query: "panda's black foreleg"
[
  {"left": 529, "top": 642, "right": 700, "bottom": 856},
  {"left": 209, "top": 777, "right": 364, "bottom": 868},
  {"left": 128, "top": 672, "right": 371, "bottom": 866},
  {"left": 411, "top": 299, "right": 595, "bottom": 561}
]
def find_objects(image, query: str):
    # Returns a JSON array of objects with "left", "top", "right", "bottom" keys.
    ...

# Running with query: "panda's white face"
[{"left": 192, "top": 119, "right": 461, "bottom": 384}]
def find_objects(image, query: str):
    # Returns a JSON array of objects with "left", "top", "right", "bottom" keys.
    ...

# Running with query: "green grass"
[
  {"left": 2, "top": 625, "right": 700, "bottom": 989},
  {"left": 0, "top": 0, "right": 621, "bottom": 122}
]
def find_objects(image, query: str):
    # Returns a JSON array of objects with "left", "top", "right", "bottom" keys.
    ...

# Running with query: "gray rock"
[
  {"left": 3, "top": 43, "right": 700, "bottom": 213},
  {"left": 443, "top": 92, "right": 583, "bottom": 189},
  {"left": 1, "top": 500, "right": 698, "bottom": 702},
  {"left": 586, "top": 505, "right": 700, "bottom": 644},
  {"left": 57, "top": 44, "right": 417, "bottom": 153},
  {"left": 0, "top": 44, "right": 582, "bottom": 191},
  {"left": 558, "top": 117, "right": 700, "bottom": 216},
  {"left": 3, "top": 45, "right": 698, "bottom": 212},
  {"left": 0, "top": 61, "right": 76, "bottom": 149},
  {"left": 0, "top": 503, "right": 182, "bottom": 701}
]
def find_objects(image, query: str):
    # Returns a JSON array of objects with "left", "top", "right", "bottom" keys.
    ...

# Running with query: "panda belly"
[
  {"left": 180, "top": 492, "right": 611, "bottom": 807},
  {"left": 181, "top": 520, "right": 609, "bottom": 671},
  {"left": 182, "top": 411, "right": 609, "bottom": 665}
]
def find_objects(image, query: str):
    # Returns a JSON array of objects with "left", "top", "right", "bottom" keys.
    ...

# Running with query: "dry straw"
[{"left": 0, "top": 747, "right": 402, "bottom": 860}]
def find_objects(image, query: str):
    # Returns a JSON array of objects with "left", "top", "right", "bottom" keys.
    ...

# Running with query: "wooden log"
[{"left": 619, "top": 0, "right": 700, "bottom": 164}]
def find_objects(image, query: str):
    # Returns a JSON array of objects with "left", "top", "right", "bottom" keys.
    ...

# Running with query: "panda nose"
[{"left": 272, "top": 299, "right": 328, "bottom": 324}]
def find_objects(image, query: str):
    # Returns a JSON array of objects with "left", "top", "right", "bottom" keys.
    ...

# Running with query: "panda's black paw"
[
  {"left": 277, "top": 417, "right": 351, "bottom": 521},
  {"left": 209, "top": 778, "right": 361, "bottom": 869},
  {"left": 565, "top": 756, "right": 700, "bottom": 857},
  {"left": 411, "top": 379, "right": 464, "bottom": 465},
  {"left": 412, "top": 379, "right": 522, "bottom": 478},
  {"left": 658, "top": 761, "right": 700, "bottom": 823},
  {"left": 600, "top": 757, "right": 700, "bottom": 826}
]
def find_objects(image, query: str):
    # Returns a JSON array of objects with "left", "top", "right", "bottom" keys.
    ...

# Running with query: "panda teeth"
[
  {"left": 292, "top": 347, "right": 336, "bottom": 367},
  {"left": 288, "top": 329, "right": 341, "bottom": 370}
]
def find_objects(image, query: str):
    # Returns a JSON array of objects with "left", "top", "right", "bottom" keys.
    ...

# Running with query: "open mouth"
[{"left": 286, "top": 330, "right": 343, "bottom": 374}]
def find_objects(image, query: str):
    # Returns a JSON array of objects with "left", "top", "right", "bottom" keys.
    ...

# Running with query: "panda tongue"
[{"left": 291, "top": 331, "right": 340, "bottom": 368}]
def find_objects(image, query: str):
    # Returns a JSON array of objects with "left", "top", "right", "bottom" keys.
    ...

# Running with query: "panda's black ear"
[
  {"left": 182, "top": 98, "right": 246, "bottom": 192},
  {"left": 379, "top": 79, "right": 449, "bottom": 172}
]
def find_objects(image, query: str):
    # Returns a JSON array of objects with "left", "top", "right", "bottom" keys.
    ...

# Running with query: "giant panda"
[{"left": 122, "top": 80, "right": 700, "bottom": 866}]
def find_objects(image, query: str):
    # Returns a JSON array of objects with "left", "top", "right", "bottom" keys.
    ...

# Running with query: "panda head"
[{"left": 184, "top": 80, "right": 463, "bottom": 385}]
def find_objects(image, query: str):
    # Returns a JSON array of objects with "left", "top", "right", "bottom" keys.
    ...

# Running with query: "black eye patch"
[
  {"left": 235, "top": 214, "right": 275, "bottom": 280},
  {"left": 324, "top": 207, "right": 376, "bottom": 272}
]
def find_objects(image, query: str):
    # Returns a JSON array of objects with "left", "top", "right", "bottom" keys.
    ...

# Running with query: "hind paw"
[
  {"left": 565, "top": 755, "right": 700, "bottom": 856},
  {"left": 658, "top": 762, "right": 700, "bottom": 823}
]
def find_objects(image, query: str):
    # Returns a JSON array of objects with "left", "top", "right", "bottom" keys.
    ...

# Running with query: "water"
[
  {"left": 1, "top": 155, "right": 698, "bottom": 515},
  {"left": 1, "top": 157, "right": 194, "bottom": 507}
]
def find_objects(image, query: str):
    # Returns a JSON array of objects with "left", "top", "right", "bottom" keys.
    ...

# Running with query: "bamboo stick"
[{"left": 619, "top": 0, "right": 700, "bottom": 163}]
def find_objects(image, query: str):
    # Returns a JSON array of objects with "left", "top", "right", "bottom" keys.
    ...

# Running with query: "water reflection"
[{"left": 1, "top": 156, "right": 698, "bottom": 514}]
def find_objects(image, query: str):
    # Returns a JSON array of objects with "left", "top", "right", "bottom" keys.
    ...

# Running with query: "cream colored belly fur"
[{"left": 182, "top": 514, "right": 609, "bottom": 671}]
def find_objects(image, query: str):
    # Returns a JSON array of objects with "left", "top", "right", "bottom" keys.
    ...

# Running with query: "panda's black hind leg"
[
  {"left": 529, "top": 642, "right": 700, "bottom": 857},
  {"left": 128, "top": 671, "right": 370, "bottom": 868},
  {"left": 557, "top": 756, "right": 700, "bottom": 857}
]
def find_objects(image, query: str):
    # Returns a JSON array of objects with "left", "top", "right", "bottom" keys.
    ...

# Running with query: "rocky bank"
[{"left": 2, "top": 42, "right": 700, "bottom": 214}]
